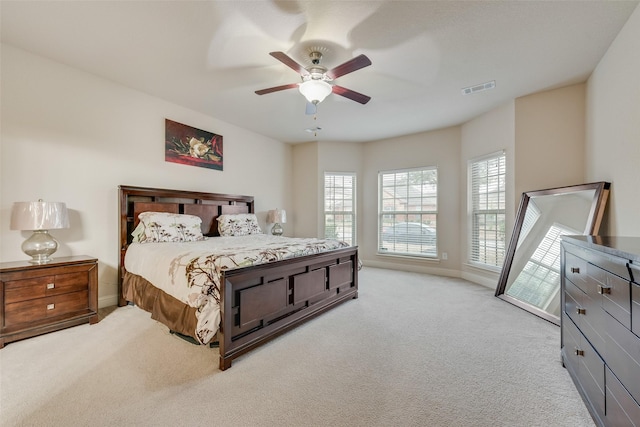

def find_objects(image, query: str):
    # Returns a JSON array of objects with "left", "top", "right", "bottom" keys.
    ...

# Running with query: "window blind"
[
  {"left": 324, "top": 173, "right": 356, "bottom": 245},
  {"left": 378, "top": 167, "right": 438, "bottom": 258},
  {"left": 470, "top": 152, "right": 506, "bottom": 267}
]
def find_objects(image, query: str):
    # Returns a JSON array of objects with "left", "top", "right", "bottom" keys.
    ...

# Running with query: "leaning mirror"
[{"left": 495, "top": 182, "right": 610, "bottom": 325}]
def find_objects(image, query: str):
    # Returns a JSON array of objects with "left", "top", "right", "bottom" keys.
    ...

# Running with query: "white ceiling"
[{"left": 1, "top": 1, "right": 638, "bottom": 143}]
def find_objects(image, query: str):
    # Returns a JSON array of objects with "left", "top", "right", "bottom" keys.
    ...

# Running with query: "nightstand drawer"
[
  {"left": 5, "top": 271, "right": 89, "bottom": 304},
  {"left": 4, "top": 290, "right": 89, "bottom": 326}
]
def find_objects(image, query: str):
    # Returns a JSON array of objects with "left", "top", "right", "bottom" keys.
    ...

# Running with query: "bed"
[{"left": 118, "top": 185, "right": 359, "bottom": 370}]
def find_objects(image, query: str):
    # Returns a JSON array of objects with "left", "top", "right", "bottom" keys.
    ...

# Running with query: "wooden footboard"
[{"left": 218, "top": 246, "right": 358, "bottom": 370}]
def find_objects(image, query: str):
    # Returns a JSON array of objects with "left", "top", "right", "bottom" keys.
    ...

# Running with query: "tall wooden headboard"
[{"left": 118, "top": 185, "right": 255, "bottom": 306}]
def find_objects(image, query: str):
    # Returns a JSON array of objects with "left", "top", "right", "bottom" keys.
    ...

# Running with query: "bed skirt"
[{"left": 122, "top": 271, "right": 200, "bottom": 340}]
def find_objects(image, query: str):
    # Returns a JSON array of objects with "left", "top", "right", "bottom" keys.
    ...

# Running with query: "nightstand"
[{"left": 0, "top": 255, "right": 98, "bottom": 348}]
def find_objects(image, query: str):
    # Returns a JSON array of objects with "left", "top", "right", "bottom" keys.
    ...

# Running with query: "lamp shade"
[
  {"left": 298, "top": 80, "right": 332, "bottom": 104},
  {"left": 10, "top": 200, "right": 70, "bottom": 231},
  {"left": 267, "top": 209, "right": 286, "bottom": 224}
]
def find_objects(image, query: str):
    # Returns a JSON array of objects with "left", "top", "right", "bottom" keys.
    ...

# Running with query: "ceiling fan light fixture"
[{"left": 299, "top": 79, "right": 332, "bottom": 104}]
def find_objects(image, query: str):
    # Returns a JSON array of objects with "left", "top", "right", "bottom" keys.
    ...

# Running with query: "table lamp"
[
  {"left": 10, "top": 200, "right": 70, "bottom": 264},
  {"left": 267, "top": 209, "right": 286, "bottom": 236}
]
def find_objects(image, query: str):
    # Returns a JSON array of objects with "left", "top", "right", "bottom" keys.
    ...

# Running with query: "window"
[
  {"left": 324, "top": 173, "right": 356, "bottom": 245},
  {"left": 469, "top": 152, "right": 506, "bottom": 268},
  {"left": 378, "top": 167, "right": 437, "bottom": 257}
]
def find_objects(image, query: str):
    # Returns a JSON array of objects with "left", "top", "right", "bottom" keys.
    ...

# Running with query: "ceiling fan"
[{"left": 255, "top": 50, "right": 372, "bottom": 115}]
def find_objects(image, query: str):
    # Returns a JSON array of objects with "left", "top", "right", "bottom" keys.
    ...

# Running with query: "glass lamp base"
[
  {"left": 22, "top": 230, "right": 58, "bottom": 264},
  {"left": 271, "top": 223, "right": 284, "bottom": 236}
]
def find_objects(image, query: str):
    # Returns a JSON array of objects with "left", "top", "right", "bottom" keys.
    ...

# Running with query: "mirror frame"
[{"left": 495, "top": 182, "right": 610, "bottom": 325}]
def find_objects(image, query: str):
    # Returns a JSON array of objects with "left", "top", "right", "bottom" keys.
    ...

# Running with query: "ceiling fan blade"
[
  {"left": 326, "top": 54, "right": 372, "bottom": 79},
  {"left": 332, "top": 85, "right": 371, "bottom": 104},
  {"left": 255, "top": 83, "right": 299, "bottom": 95},
  {"left": 269, "top": 51, "right": 309, "bottom": 76},
  {"left": 305, "top": 102, "right": 317, "bottom": 115}
]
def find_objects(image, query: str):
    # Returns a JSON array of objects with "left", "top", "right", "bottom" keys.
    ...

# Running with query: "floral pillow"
[
  {"left": 217, "top": 213, "right": 263, "bottom": 237},
  {"left": 132, "top": 212, "right": 204, "bottom": 243}
]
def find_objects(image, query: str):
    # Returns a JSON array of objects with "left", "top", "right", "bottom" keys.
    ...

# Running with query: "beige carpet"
[{"left": 0, "top": 267, "right": 594, "bottom": 427}]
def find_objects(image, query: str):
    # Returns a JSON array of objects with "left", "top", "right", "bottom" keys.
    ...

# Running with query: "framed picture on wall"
[{"left": 165, "top": 119, "right": 223, "bottom": 171}]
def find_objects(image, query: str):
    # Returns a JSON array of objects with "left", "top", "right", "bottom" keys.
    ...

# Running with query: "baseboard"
[
  {"left": 99, "top": 294, "right": 119, "bottom": 308},
  {"left": 361, "top": 259, "right": 501, "bottom": 290},
  {"left": 361, "top": 259, "right": 461, "bottom": 278},
  {"left": 460, "top": 270, "right": 498, "bottom": 289}
]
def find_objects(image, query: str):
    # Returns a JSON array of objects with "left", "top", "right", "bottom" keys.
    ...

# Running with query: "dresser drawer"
[
  {"left": 565, "top": 251, "right": 589, "bottom": 290},
  {"left": 633, "top": 283, "right": 640, "bottom": 337},
  {"left": 605, "top": 367, "right": 640, "bottom": 427},
  {"left": 630, "top": 262, "right": 640, "bottom": 283},
  {"left": 588, "top": 262, "right": 631, "bottom": 330},
  {"left": 564, "top": 279, "right": 583, "bottom": 327},
  {"left": 4, "top": 271, "right": 89, "bottom": 304},
  {"left": 562, "top": 312, "right": 581, "bottom": 379},
  {"left": 604, "top": 309, "right": 640, "bottom": 404},
  {"left": 4, "top": 290, "right": 89, "bottom": 326},
  {"left": 586, "top": 250, "right": 631, "bottom": 281},
  {"left": 562, "top": 312, "right": 605, "bottom": 422},
  {"left": 565, "top": 274, "right": 606, "bottom": 352}
]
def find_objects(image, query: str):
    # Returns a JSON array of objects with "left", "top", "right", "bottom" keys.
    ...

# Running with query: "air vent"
[{"left": 462, "top": 80, "right": 496, "bottom": 95}]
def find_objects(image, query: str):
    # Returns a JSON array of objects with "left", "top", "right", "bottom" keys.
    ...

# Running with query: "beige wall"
[
  {"left": 586, "top": 4, "right": 640, "bottom": 236},
  {"left": 291, "top": 141, "right": 364, "bottom": 240},
  {"left": 291, "top": 142, "right": 319, "bottom": 237},
  {"left": 0, "top": 45, "right": 292, "bottom": 307},
  {"left": 361, "top": 127, "right": 461, "bottom": 276},
  {"left": 460, "top": 101, "right": 515, "bottom": 287},
  {"left": 318, "top": 141, "right": 364, "bottom": 241},
  {"left": 515, "top": 83, "right": 587, "bottom": 198}
]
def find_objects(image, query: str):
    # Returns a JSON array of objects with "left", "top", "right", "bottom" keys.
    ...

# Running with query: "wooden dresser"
[
  {"left": 561, "top": 236, "right": 640, "bottom": 426},
  {"left": 0, "top": 255, "right": 98, "bottom": 348}
]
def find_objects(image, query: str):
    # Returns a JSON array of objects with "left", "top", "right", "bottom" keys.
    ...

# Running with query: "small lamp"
[
  {"left": 10, "top": 200, "right": 70, "bottom": 264},
  {"left": 267, "top": 209, "right": 287, "bottom": 236}
]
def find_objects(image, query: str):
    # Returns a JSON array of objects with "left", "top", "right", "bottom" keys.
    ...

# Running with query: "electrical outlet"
[{"left": 442, "top": 252, "right": 448, "bottom": 260}]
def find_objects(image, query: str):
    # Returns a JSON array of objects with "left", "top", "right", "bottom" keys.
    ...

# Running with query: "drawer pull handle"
[
  {"left": 597, "top": 285, "right": 611, "bottom": 295},
  {"left": 575, "top": 349, "right": 584, "bottom": 357},
  {"left": 571, "top": 267, "right": 580, "bottom": 274},
  {"left": 47, "top": 303, "right": 55, "bottom": 310},
  {"left": 577, "top": 308, "right": 586, "bottom": 315},
  {"left": 47, "top": 283, "right": 55, "bottom": 289}
]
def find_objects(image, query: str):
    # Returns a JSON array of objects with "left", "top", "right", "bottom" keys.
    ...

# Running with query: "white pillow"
[
  {"left": 132, "top": 212, "right": 204, "bottom": 243},
  {"left": 217, "top": 213, "right": 263, "bottom": 236}
]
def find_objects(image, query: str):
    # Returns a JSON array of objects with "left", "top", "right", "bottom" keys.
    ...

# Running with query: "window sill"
[
  {"left": 464, "top": 262, "right": 501, "bottom": 273},
  {"left": 377, "top": 251, "right": 440, "bottom": 262}
]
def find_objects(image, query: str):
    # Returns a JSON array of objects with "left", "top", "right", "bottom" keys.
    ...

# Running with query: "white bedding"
[{"left": 124, "top": 235, "right": 349, "bottom": 344}]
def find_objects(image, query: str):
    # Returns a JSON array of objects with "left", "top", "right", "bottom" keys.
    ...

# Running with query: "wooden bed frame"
[{"left": 118, "top": 185, "right": 358, "bottom": 370}]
